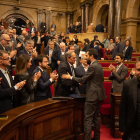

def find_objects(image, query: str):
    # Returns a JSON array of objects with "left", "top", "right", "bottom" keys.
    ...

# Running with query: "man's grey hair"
[
  {"left": 25, "top": 39, "right": 34, "bottom": 46},
  {"left": 60, "top": 42, "right": 65, "bottom": 47},
  {"left": 7, "top": 27, "right": 13, "bottom": 32},
  {"left": 0, "top": 34, "right": 9, "bottom": 40},
  {"left": 65, "top": 50, "right": 74, "bottom": 60},
  {"left": 126, "top": 36, "right": 131, "bottom": 40}
]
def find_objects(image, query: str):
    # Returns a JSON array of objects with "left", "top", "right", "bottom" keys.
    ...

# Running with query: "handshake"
[{"left": 50, "top": 70, "right": 58, "bottom": 81}]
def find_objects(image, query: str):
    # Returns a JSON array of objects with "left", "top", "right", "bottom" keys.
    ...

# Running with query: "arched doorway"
[{"left": 5, "top": 13, "right": 28, "bottom": 34}]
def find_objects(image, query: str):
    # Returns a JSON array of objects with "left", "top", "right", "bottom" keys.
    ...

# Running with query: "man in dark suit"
[
  {"left": 94, "top": 41, "right": 100, "bottom": 60},
  {"left": 112, "top": 36, "right": 123, "bottom": 60},
  {"left": 95, "top": 22, "right": 104, "bottom": 32},
  {"left": 55, "top": 51, "right": 79, "bottom": 96},
  {"left": 74, "top": 54, "right": 89, "bottom": 95},
  {"left": 119, "top": 57, "right": 140, "bottom": 140},
  {"left": 44, "top": 41, "right": 58, "bottom": 71},
  {"left": 33, "top": 55, "right": 58, "bottom": 101},
  {"left": 40, "top": 19, "right": 46, "bottom": 33},
  {"left": 109, "top": 53, "right": 128, "bottom": 93},
  {"left": 62, "top": 48, "right": 106, "bottom": 140},
  {"left": 43, "top": 31, "right": 51, "bottom": 48},
  {"left": 68, "top": 45, "right": 80, "bottom": 68},
  {"left": 51, "top": 21, "right": 56, "bottom": 30},
  {"left": 30, "top": 24, "right": 36, "bottom": 34},
  {"left": 0, "top": 50, "right": 25, "bottom": 114},
  {"left": 17, "top": 39, "right": 37, "bottom": 75}
]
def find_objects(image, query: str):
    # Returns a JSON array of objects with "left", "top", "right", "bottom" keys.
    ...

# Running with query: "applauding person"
[{"left": 33, "top": 55, "right": 58, "bottom": 101}]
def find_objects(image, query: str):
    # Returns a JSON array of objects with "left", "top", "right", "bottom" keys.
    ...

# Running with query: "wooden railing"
[{"left": 0, "top": 98, "right": 85, "bottom": 140}]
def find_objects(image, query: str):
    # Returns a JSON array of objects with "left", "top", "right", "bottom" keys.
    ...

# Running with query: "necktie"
[{"left": 71, "top": 65, "right": 75, "bottom": 77}]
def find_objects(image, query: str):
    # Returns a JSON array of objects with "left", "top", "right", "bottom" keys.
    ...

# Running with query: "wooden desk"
[
  {"left": 0, "top": 98, "right": 85, "bottom": 140},
  {"left": 110, "top": 93, "right": 122, "bottom": 138}
]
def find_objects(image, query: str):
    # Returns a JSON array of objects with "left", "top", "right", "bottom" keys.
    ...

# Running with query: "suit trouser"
[{"left": 84, "top": 101, "right": 103, "bottom": 140}]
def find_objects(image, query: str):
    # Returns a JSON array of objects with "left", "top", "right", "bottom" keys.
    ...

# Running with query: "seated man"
[
  {"left": 55, "top": 51, "right": 79, "bottom": 96},
  {"left": 109, "top": 53, "right": 128, "bottom": 94},
  {"left": 33, "top": 55, "right": 58, "bottom": 101},
  {"left": 0, "top": 50, "right": 25, "bottom": 114},
  {"left": 17, "top": 39, "right": 37, "bottom": 75},
  {"left": 44, "top": 41, "right": 58, "bottom": 71},
  {"left": 75, "top": 54, "right": 89, "bottom": 95}
]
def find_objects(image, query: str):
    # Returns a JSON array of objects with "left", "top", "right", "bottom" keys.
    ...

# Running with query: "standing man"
[
  {"left": 51, "top": 21, "right": 56, "bottom": 31},
  {"left": 93, "top": 41, "right": 101, "bottom": 60},
  {"left": 95, "top": 22, "right": 104, "bottom": 32},
  {"left": 109, "top": 53, "right": 128, "bottom": 93},
  {"left": 119, "top": 57, "right": 140, "bottom": 140},
  {"left": 0, "top": 50, "right": 25, "bottom": 114},
  {"left": 40, "top": 19, "right": 46, "bottom": 34},
  {"left": 33, "top": 54, "right": 58, "bottom": 101},
  {"left": 62, "top": 48, "right": 106, "bottom": 140},
  {"left": 55, "top": 51, "right": 79, "bottom": 96},
  {"left": 112, "top": 36, "right": 123, "bottom": 60},
  {"left": 74, "top": 54, "right": 89, "bottom": 95},
  {"left": 30, "top": 24, "right": 36, "bottom": 34}
]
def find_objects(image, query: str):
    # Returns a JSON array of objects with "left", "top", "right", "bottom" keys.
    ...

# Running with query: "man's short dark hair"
[
  {"left": 87, "top": 48, "right": 98, "bottom": 59},
  {"left": 65, "top": 37, "right": 69, "bottom": 40},
  {"left": 84, "top": 38, "right": 89, "bottom": 44},
  {"left": 94, "top": 35, "right": 98, "bottom": 40},
  {"left": 135, "top": 57, "right": 140, "bottom": 67},
  {"left": 116, "top": 36, "right": 121, "bottom": 41},
  {"left": 46, "top": 31, "right": 50, "bottom": 34},
  {"left": 0, "top": 50, "right": 8, "bottom": 56},
  {"left": 115, "top": 53, "right": 124, "bottom": 59},
  {"left": 110, "top": 38, "right": 115, "bottom": 42},
  {"left": 68, "top": 45, "right": 74, "bottom": 50},
  {"left": 35, "top": 54, "right": 47, "bottom": 66},
  {"left": 70, "top": 41, "right": 75, "bottom": 46},
  {"left": 51, "top": 37, "right": 55, "bottom": 40}
]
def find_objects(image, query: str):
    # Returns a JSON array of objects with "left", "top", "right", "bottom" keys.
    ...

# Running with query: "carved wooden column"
[
  {"left": 114, "top": 0, "right": 122, "bottom": 37},
  {"left": 85, "top": 3, "right": 90, "bottom": 31},
  {"left": 36, "top": 9, "right": 44, "bottom": 31},
  {"left": 45, "top": 11, "right": 51, "bottom": 31},
  {"left": 80, "top": 5, "right": 85, "bottom": 32},
  {"left": 66, "top": 12, "right": 71, "bottom": 29},
  {"left": 108, "top": 0, "right": 115, "bottom": 37}
]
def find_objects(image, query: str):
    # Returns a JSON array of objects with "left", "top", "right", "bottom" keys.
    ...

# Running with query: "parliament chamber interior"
[{"left": 0, "top": 0, "right": 140, "bottom": 140}]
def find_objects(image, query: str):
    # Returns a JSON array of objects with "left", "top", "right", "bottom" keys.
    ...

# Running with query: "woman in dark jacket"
[
  {"left": 123, "top": 40, "right": 133, "bottom": 61},
  {"left": 14, "top": 54, "right": 41, "bottom": 106}
]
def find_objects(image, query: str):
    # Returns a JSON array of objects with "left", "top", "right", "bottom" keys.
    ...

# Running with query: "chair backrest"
[{"left": 103, "top": 82, "right": 111, "bottom": 104}]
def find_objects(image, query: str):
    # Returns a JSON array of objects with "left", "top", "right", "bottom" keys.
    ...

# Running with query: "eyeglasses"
[
  {"left": 4, "top": 39, "right": 10, "bottom": 42},
  {"left": 2, "top": 56, "right": 10, "bottom": 60}
]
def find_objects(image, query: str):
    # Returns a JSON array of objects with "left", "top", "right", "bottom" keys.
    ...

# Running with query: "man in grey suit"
[
  {"left": 109, "top": 53, "right": 128, "bottom": 93},
  {"left": 62, "top": 48, "right": 107, "bottom": 140}
]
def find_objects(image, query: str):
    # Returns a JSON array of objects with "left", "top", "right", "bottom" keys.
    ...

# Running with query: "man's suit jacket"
[
  {"left": 109, "top": 64, "right": 128, "bottom": 93},
  {"left": 72, "top": 61, "right": 106, "bottom": 102},
  {"left": 40, "top": 22, "right": 46, "bottom": 33},
  {"left": 0, "top": 70, "right": 16, "bottom": 114},
  {"left": 32, "top": 67, "right": 52, "bottom": 99},
  {"left": 82, "top": 44, "right": 90, "bottom": 52},
  {"left": 119, "top": 78, "right": 138, "bottom": 140},
  {"left": 43, "top": 35, "right": 51, "bottom": 48},
  {"left": 44, "top": 46, "right": 58, "bottom": 70},
  {"left": 57, "top": 48, "right": 67, "bottom": 62},
  {"left": 75, "top": 64, "right": 87, "bottom": 95},
  {"left": 55, "top": 61, "right": 78, "bottom": 96},
  {"left": 51, "top": 24, "right": 56, "bottom": 30},
  {"left": 17, "top": 49, "right": 36, "bottom": 75},
  {"left": 30, "top": 27, "right": 36, "bottom": 34},
  {"left": 112, "top": 42, "right": 123, "bottom": 59},
  {"left": 95, "top": 24, "right": 104, "bottom": 32},
  {"left": 94, "top": 45, "right": 101, "bottom": 60},
  {"left": 124, "top": 46, "right": 133, "bottom": 60}
]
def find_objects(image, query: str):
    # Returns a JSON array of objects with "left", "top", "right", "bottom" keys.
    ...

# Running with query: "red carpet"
[{"left": 92, "top": 124, "right": 122, "bottom": 140}]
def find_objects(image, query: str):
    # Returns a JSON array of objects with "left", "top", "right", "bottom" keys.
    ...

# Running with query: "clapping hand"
[
  {"left": 17, "top": 42, "right": 22, "bottom": 48},
  {"left": 62, "top": 72, "right": 71, "bottom": 79},
  {"left": 50, "top": 70, "right": 58, "bottom": 81},
  {"left": 109, "top": 64, "right": 116, "bottom": 72},
  {"left": 33, "top": 71, "right": 41, "bottom": 81},
  {"left": 15, "top": 80, "right": 26, "bottom": 89},
  {"left": 10, "top": 50, "right": 17, "bottom": 58}
]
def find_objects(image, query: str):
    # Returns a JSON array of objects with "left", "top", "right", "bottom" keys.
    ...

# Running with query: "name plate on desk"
[{"left": 52, "top": 96, "right": 72, "bottom": 100}]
